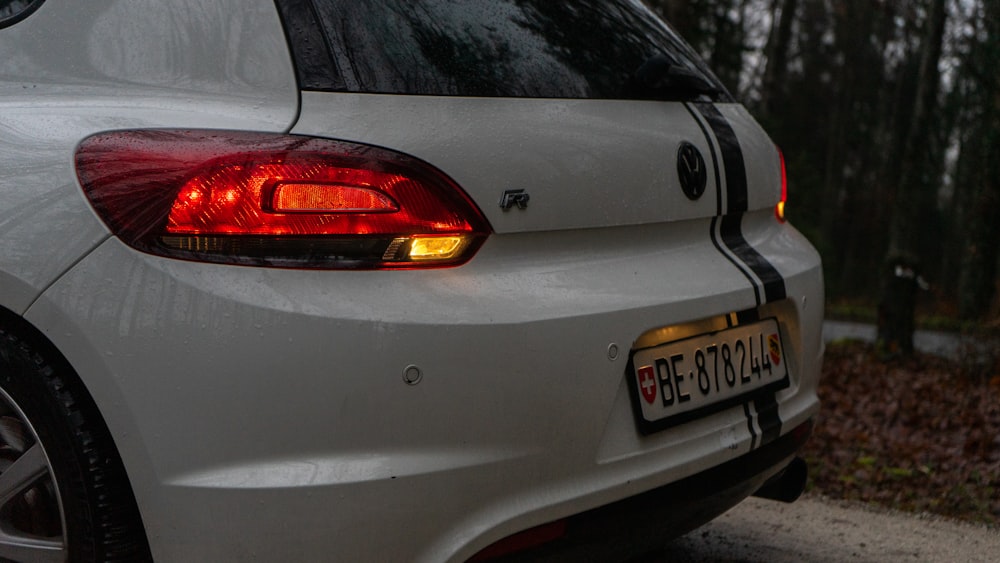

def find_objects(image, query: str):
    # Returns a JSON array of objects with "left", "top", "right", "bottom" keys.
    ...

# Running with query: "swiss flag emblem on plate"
[{"left": 637, "top": 366, "right": 657, "bottom": 404}]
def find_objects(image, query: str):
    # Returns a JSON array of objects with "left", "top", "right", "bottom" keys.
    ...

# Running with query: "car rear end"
[{"left": 2, "top": 0, "right": 822, "bottom": 561}]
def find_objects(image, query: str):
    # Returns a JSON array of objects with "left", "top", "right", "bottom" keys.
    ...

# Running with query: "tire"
[{"left": 0, "top": 325, "right": 152, "bottom": 563}]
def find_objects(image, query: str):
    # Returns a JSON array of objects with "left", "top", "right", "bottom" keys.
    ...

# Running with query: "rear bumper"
[
  {"left": 478, "top": 420, "right": 813, "bottom": 562},
  {"left": 26, "top": 212, "right": 823, "bottom": 562}
]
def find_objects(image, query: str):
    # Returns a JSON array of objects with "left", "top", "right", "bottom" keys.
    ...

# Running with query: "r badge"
[
  {"left": 499, "top": 189, "right": 530, "bottom": 211},
  {"left": 676, "top": 142, "right": 707, "bottom": 200}
]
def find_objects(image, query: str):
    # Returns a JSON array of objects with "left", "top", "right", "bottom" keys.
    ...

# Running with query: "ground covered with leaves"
[{"left": 802, "top": 341, "right": 1000, "bottom": 526}]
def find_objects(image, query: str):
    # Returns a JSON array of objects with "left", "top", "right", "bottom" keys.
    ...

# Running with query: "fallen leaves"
[{"left": 802, "top": 341, "right": 1000, "bottom": 525}]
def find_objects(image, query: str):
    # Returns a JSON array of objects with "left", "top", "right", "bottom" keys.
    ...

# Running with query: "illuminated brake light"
[
  {"left": 270, "top": 182, "right": 399, "bottom": 213},
  {"left": 75, "top": 130, "right": 490, "bottom": 269},
  {"left": 775, "top": 147, "right": 788, "bottom": 223}
]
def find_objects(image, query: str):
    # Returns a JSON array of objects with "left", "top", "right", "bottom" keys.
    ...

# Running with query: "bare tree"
[{"left": 878, "top": 0, "right": 948, "bottom": 355}]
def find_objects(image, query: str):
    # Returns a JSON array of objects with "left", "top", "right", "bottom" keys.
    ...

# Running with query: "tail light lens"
[
  {"left": 775, "top": 148, "right": 787, "bottom": 223},
  {"left": 75, "top": 130, "right": 491, "bottom": 269}
]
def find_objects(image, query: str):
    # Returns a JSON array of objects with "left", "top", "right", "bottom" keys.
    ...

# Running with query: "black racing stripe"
[
  {"left": 720, "top": 215, "right": 788, "bottom": 303},
  {"left": 683, "top": 103, "right": 723, "bottom": 216},
  {"left": 690, "top": 101, "right": 788, "bottom": 305},
  {"left": 754, "top": 393, "right": 782, "bottom": 446},
  {"left": 710, "top": 217, "right": 761, "bottom": 305},
  {"left": 692, "top": 102, "right": 747, "bottom": 213},
  {"left": 688, "top": 102, "right": 787, "bottom": 449},
  {"left": 743, "top": 402, "right": 758, "bottom": 451}
]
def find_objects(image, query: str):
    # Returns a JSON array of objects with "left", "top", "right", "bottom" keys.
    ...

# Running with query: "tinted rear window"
[{"left": 275, "top": 0, "right": 731, "bottom": 101}]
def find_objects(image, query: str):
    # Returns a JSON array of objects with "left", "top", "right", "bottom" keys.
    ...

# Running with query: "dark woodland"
[{"left": 651, "top": 0, "right": 1000, "bottom": 329}]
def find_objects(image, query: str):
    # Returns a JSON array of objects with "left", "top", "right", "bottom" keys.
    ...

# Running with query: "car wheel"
[{"left": 0, "top": 326, "right": 151, "bottom": 563}]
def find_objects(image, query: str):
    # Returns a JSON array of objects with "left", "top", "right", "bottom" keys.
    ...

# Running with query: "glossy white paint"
[
  {"left": 1, "top": 1, "right": 823, "bottom": 561},
  {"left": 26, "top": 211, "right": 821, "bottom": 562},
  {"left": 294, "top": 93, "right": 768, "bottom": 234},
  {"left": 0, "top": 0, "right": 298, "bottom": 313}
]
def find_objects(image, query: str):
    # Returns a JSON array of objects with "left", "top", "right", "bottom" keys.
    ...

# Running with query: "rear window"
[{"left": 275, "top": 0, "right": 731, "bottom": 102}]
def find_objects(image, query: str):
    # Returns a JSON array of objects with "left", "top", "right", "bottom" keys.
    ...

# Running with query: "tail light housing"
[
  {"left": 75, "top": 130, "right": 491, "bottom": 269},
  {"left": 775, "top": 148, "right": 788, "bottom": 223}
]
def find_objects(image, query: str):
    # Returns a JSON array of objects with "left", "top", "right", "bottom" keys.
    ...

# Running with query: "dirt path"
[{"left": 661, "top": 494, "right": 1000, "bottom": 562}]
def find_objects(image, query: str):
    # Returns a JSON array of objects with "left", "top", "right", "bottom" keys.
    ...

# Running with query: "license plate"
[{"left": 628, "top": 318, "right": 789, "bottom": 433}]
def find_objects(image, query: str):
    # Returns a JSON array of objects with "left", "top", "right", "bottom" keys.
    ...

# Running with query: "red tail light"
[
  {"left": 775, "top": 147, "right": 787, "bottom": 223},
  {"left": 75, "top": 130, "right": 491, "bottom": 269}
]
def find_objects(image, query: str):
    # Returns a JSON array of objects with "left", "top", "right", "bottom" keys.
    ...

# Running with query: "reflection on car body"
[{"left": 0, "top": 0, "right": 822, "bottom": 561}]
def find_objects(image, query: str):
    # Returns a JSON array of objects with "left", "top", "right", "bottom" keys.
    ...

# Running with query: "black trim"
[
  {"left": 273, "top": 0, "right": 345, "bottom": 91},
  {"left": 480, "top": 420, "right": 813, "bottom": 562},
  {"left": 754, "top": 393, "right": 783, "bottom": 446}
]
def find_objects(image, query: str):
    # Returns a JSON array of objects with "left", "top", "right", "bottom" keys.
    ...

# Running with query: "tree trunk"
[
  {"left": 879, "top": 0, "right": 947, "bottom": 356},
  {"left": 709, "top": 1, "right": 745, "bottom": 93},
  {"left": 758, "top": 0, "right": 798, "bottom": 120},
  {"left": 957, "top": 2, "right": 1000, "bottom": 320},
  {"left": 958, "top": 82, "right": 1000, "bottom": 320}
]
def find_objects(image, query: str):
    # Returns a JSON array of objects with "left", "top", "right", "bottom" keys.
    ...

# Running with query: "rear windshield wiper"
[{"left": 630, "top": 54, "right": 724, "bottom": 101}]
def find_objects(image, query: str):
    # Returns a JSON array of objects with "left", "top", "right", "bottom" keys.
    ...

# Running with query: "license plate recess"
[{"left": 627, "top": 318, "right": 790, "bottom": 434}]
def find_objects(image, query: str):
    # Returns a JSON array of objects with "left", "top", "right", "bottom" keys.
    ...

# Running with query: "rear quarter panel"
[{"left": 0, "top": 0, "right": 299, "bottom": 314}]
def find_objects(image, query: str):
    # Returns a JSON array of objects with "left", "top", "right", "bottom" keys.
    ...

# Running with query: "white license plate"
[{"left": 628, "top": 318, "right": 789, "bottom": 433}]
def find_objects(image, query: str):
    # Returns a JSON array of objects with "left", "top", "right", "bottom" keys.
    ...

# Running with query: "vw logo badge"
[{"left": 676, "top": 142, "right": 707, "bottom": 200}]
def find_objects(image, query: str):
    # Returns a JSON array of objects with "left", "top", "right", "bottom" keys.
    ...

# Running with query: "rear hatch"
[{"left": 275, "top": 0, "right": 784, "bottom": 234}]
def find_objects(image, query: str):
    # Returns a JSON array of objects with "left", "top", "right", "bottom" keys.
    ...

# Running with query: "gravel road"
[{"left": 661, "top": 494, "right": 999, "bottom": 562}]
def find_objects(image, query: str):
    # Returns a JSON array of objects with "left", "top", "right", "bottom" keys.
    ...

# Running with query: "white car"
[{"left": 0, "top": 0, "right": 823, "bottom": 561}]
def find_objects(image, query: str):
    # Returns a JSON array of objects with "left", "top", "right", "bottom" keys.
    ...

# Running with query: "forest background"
[
  {"left": 648, "top": 0, "right": 1000, "bottom": 326},
  {"left": 643, "top": 1, "right": 1000, "bottom": 524}
]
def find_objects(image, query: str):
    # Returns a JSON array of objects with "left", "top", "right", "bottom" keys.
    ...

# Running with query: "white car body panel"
[
  {"left": 0, "top": 0, "right": 298, "bottom": 313},
  {"left": 0, "top": 1, "right": 824, "bottom": 561},
  {"left": 27, "top": 214, "right": 821, "bottom": 561},
  {"left": 294, "top": 92, "right": 784, "bottom": 234}
]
